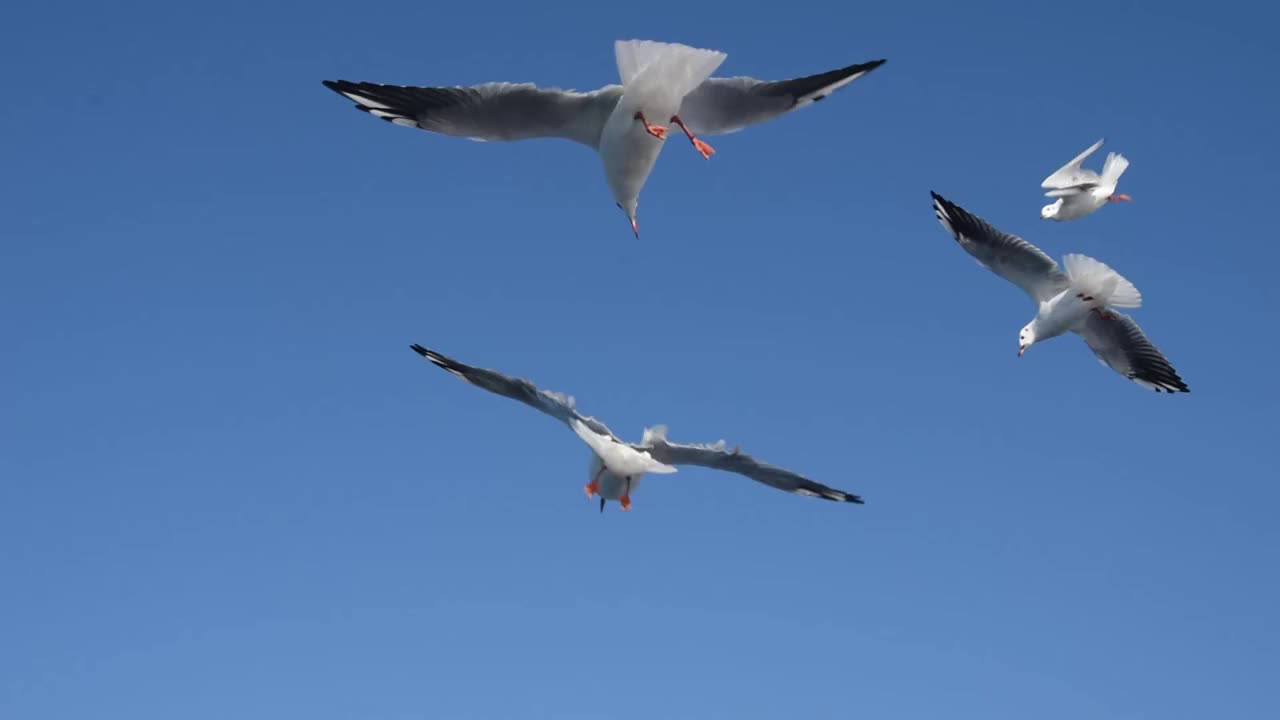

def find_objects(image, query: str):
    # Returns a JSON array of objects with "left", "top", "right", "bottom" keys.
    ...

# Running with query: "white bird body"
[
  {"left": 598, "top": 39, "right": 727, "bottom": 229},
  {"left": 1031, "top": 289, "right": 1095, "bottom": 342},
  {"left": 597, "top": 93, "right": 671, "bottom": 223},
  {"left": 588, "top": 453, "right": 642, "bottom": 501},
  {"left": 570, "top": 416, "right": 677, "bottom": 480},
  {"left": 1043, "top": 185, "right": 1113, "bottom": 222}
]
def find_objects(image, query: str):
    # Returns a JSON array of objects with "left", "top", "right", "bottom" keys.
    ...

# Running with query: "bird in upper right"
[{"left": 1040, "top": 138, "right": 1132, "bottom": 222}]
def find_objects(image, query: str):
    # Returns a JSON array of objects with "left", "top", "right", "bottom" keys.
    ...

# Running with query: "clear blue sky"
[{"left": 3, "top": 1, "right": 1277, "bottom": 718}]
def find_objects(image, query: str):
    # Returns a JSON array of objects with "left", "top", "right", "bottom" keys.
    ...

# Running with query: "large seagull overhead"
[{"left": 324, "top": 39, "right": 885, "bottom": 237}]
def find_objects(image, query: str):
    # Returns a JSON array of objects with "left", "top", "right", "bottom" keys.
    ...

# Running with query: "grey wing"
[
  {"left": 638, "top": 426, "right": 863, "bottom": 503},
  {"left": 1042, "top": 138, "right": 1104, "bottom": 189},
  {"left": 1044, "top": 184, "right": 1097, "bottom": 198},
  {"left": 675, "top": 59, "right": 885, "bottom": 136},
  {"left": 409, "top": 345, "right": 623, "bottom": 438},
  {"left": 1073, "top": 312, "right": 1191, "bottom": 393},
  {"left": 932, "top": 191, "right": 1069, "bottom": 303},
  {"left": 323, "top": 80, "right": 622, "bottom": 148}
]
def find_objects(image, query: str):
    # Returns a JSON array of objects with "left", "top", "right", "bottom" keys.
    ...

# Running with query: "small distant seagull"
[
  {"left": 932, "top": 192, "right": 1189, "bottom": 393},
  {"left": 1040, "top": 138, "right": 1131, "bottom": 221},
  {"left": 323, "top": 39, "right": 885, "bottom": 237},
  {"left": 409, "top": 344, "right": 864, "bottom": 512}
]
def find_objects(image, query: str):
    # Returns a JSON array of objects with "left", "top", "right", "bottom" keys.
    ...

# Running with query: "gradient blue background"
[{"left": 4, "top": 1, "right": 1277, "bottom": 718}]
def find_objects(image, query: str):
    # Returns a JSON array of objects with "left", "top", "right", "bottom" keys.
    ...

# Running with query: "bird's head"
[
  {"left": 1040, "top": 201, "right": 1061, "bottom": 220},
  {"left": 1018, "top": 322, "right": 1038, "bottom": 357},
  {"left": 616, "top": 201, "right": 639, "bottom": 239}
]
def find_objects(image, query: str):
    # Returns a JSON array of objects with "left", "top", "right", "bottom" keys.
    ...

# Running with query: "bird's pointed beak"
[
  {"left": 599, "top": 497, "right": 606, "bottom": 513},
  {"left": 1018, "top": 344, "right": 1027, "bottom": 357},
  {"left": 1109, "top": 193, "right": 1132, "bottom": 202},
  {"left": 630, "top": 216, "right": 639, "bottom": 239}
]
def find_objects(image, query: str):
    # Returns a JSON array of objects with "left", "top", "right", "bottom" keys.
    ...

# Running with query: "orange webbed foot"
[
  {"left": 619, "top": 495, "right": 632, "bottom": 511},
  {"left": 584, "top": 480, "right": 600, "bottom": 499},
  {"left": 691, "top": 137, "right": 715, "bottom": 159},
  {"left": 633, "top": 111, "right": 667, "bottom": 140}
]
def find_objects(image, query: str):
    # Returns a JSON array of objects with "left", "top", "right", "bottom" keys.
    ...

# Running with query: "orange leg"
[
  {"left": 633, "top": 111, "right": 667, "bottom": 140},
  {"left": 584, "top": 467, "right": 604, "bottom": 499},
  {"left": 1108, "top": 193, "right": 1132, "bottom": 202},
  {"left": 618, "top": 476, "right": 634, "bottom": 511},
  {"left": 670, "top": 115, "right": 715, "bottom": 159}
]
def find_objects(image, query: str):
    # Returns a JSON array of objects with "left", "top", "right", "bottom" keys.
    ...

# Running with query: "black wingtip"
[
  {"left": 321, "top": 79, "right": 349, "bottom": 95},
  {"left": 409, "top": 343, "right": 429, "bottom": 357},
  {"left": 835, "top": 58, "right": 887, "bottom": 79}
]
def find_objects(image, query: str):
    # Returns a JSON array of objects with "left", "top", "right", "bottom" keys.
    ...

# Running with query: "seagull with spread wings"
[
  {"left": 409, "top": 344, "right": 864, "bottom": 512},
  {"left": 324, "top": 39, "right": 885, "bottom": 237},
  {"left": 932, "top": 192, "right": 1189, "bottom": 393}
]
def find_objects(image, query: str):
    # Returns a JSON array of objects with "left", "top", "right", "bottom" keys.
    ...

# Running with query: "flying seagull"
[
  {"left": 409, "top": 344, "right": 864, "bottom": 511},
  {"left": 1040, "top": 138, "right": 1132, "bottom": 221},
  {"left": 324, "top": 39, "right": 885, "bottom": 237},
  {"left": 932, "top": 192, "right": 1189, "bottom": 393}
]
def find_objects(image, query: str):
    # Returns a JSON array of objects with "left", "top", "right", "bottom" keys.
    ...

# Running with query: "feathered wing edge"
[{"left": 638, "top": 425, "right": 864, "bottom": 503}]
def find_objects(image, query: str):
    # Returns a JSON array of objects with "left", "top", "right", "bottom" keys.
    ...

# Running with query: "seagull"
[
  {"left": 409, "top": 344, "right": 864, "bottom": 511},
  {"left": 931, "top": 192, "right": 1189, "bottom": 393},
  {"left": 323, "top": 39, "right": 885, "bottom": 237},
  {"left": 1040, "top": 138, "right": 1132, "bottom": 221}
]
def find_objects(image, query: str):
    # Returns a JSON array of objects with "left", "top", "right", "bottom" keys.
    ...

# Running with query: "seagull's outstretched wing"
[
  {"left": 1042, "top": 138, "right": 1104, "bottom": 190},
  {"left": 932, "top": 191, "right": 1070, "bottom": 304},
  {"left": 1074, "top": 312, "right": 1190, "bottom": 393},
  {"left": 674, "top": 58, "right": 885, "bottom": 137},
  {"left": 323, "top": 81, "right": 622, "bottom": 148},
  {"left": 637, "top": 426, "right": 863, "bottom": 503},
  {"left": 410, "top": 344, "right": 623, "bottom": 439}
]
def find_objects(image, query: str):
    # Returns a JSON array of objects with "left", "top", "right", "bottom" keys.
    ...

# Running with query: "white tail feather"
[
  {"left": 1063, "top": 253, "right": 1142, "bottom": 308},
  {"left": 614, "top": 39, "right": 726, "bottom": 103},
  {"left": 1101, "top": 152, "right": 1129, "bottom": 186}
]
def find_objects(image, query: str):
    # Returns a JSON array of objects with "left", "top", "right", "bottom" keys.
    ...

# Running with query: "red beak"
[
  {"left": 1109, "top": 193, "right": 1133, "bottom": 202},
  {"left": 1018, "top": 346, "right": 1026, "bottom": 357},
  {"left": 630, "top": 217, "right": 639, "bottom": 239}
]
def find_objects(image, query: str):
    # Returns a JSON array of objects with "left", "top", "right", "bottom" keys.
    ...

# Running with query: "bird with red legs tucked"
[{"left": 409, "top": 344, "right": 864, "bottom": 512}]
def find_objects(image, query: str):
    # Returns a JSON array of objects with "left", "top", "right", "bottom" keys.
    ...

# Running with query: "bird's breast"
[
  {"left": 1039, "top": 292, "right": 1091, "bottom": 339},
  {"left": 599, "top": 102, "right": 667, "bottom": 203}
]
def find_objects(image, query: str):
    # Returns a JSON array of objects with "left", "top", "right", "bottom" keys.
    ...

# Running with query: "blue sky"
[{"left": 3, "top": 1, "right": 1278, "bottom": 718}]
